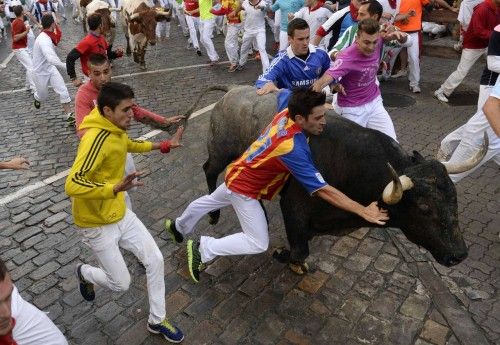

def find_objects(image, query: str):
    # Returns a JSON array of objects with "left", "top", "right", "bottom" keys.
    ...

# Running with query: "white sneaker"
[
  {"left": 391, "top": 69, "right": 407, "bottom": 79},
  {"left": 434, "top": 89, "right": 448, "bottom": 102},
  {"left": 410, "top": 85, "right": 421, "bottom": 93}
]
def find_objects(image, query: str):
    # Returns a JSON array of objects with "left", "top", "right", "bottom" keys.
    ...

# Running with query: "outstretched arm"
[
  {"left": 132, "top": 105, "right": 184, "bottom": 130},
  {"left": 0, "top": 157, "right": 30, "bottom": 170},
  {"left": 314, "top": 186, "right": 389, "bottom": 225}
]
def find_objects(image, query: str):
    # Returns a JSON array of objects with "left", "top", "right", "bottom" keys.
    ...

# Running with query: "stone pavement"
[{"left": 0, "top": 10, "right": 498, "bottom": 345}]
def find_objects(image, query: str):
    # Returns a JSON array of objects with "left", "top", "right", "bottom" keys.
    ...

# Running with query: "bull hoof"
[
  {"left": 126, "top": 50, "right": 131, "bottom": 56},
  {"left": 140, "top": 64, "right": 147, "bottom": 71},
  {"left": 288, "top": 262, "right": 309, "bottom": 275},
  {"left": 272, "top": 247, "right": 290, "bottom": 263},
  {"left": 208, "top": 211, "right": 220, "bottom": 225}
]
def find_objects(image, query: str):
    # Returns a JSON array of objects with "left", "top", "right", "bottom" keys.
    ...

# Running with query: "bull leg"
[
  {"left": 203, "top": 156, "right": 227, "bottom": 225},
  {"left": 82, "top": 15, "right": 87, "bottom": 33},
  {"left": 259, "top": 200, "right": 269, "bottom": 225},
  {"left": 125, "top": 34, "right": 131, "bottom": 56},
  {"left": 275, "top": 195, "right": 312, "bottom": 275},
  {"left": 139, "top": 49, "right": 146, "bottom": 70}
]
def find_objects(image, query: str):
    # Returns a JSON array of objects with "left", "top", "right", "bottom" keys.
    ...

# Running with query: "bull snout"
[
  {"left": 441, "top": 251, "right": 468, "bottom": 267},
  {"left": 149, "top": 40, "right": 156, "bottom": 46}
]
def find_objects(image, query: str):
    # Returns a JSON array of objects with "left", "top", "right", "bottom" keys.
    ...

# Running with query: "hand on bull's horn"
[
  {"left": 164, "top": 115, "right": 185, "bottom": 125},
  {"left": 360, "top": 202, "right": 389, "bottom": 225}
]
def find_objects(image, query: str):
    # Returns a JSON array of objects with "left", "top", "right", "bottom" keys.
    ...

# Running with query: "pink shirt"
[
  {"left": 326, "top": 38, "right": 383, "bottom": 107},
  {"left": 74, "top": 81, "right": 166, "bottom": 138}
]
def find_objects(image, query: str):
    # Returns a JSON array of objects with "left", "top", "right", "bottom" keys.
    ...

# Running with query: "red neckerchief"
[
  {"left": 388, "top": 0, "right": 396, "bottom": 9},
  {"left": 309, "top": 0, "right": 325, "bottom": 12},
  {"left": 0, "top": 318, "right": 17, "bottom": 345},
  {"left": 349, "top": 2, "right": 359, "bottom": 21},
  {"left": 37, "top": 0, "right": 48, "bottom": 4},
  {"left": 43, "top": 25, "right": 62, "bottom": 46}
]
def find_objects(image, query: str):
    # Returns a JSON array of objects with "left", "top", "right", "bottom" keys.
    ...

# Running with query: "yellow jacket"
[{"left": 65, "top": 107, "right": 153, "bottom": 228}]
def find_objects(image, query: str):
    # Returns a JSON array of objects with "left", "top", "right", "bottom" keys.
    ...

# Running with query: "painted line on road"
[
  {"left": 0, "top": 102, "right": 216, "bottom": 206},
  {"left": 0, "top": 52, "right": 15, "bottom": 70},
  {"left": 0, "top": 59, "right": 234, "bottom": 96}
]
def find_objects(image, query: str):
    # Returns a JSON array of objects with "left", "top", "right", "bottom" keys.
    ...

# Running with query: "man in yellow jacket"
[{"left": 65, "top": 82, "right": 185, "bottom": 344}]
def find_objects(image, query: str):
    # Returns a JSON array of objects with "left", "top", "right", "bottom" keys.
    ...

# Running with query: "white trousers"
[
  {"left": 440, "top": 85, "right": 500, "bottom": 183},
  {"left": 124, "top": 152, "right": 136, "bottom": 210},
  {"left": 334, "top": 95, "right": 397, "bottom": 140},
  {"left": 265, "top": 16, "right": 278, "bottom": 42},
  {"left": 175, "top": 183, "right": 268, "bottom": 263},
  {"left": 225, "top": 23, "right": 242, "bottom": 65},
  {"left": 11, "top": 286, "right": 68, "bottom": 345},
  {"left": 239, "top": 30, "right": 270, "bottom": 72},
  {"left": 78, "top": 209, "right": 166, "bottom": 324},
  {"left": 185, "top": 15, "right": 200, "bottom": 49},
  {"left": 274, "top": 10, "right": 281, "bottom": 43},
  {"left": 279, "top": 30, "right": 288, "bottom": 51},
  {"left": 440, "top": 48, "right": 486, "bottom": 96},
  {"left": 14, "top": 48, "right": 36, "bottom": 91},
  {"left": 172, "top": 0, "right": 189, "bottom": 35},
  {"left": 406, "top": 32, "right": 420, "bottom": 87},
  {"left": 200, "top": 18, "right": 219, "bottom": 61},
  {"left": 156, "top": 21, "right": 169, "bottom": 38},
  {"left": 422, "top": 22, "right": 446, "bottom": 34},
  {"left": 33, "top": 67, "right": 71, "bottom": 104}
]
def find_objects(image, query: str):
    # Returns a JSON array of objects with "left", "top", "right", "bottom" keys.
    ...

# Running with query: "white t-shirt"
[
  {"left": 241, "top": 0, "right": 267, "bottom": 33},
  {"left": 293, "top": 5, "right": 332, "bottom": 38},
  {"left": 11, "top": 286, "right": 68, "bottom": 345},
  {"left": 376, "top": 0, "right": 401, "bottom": 23}
]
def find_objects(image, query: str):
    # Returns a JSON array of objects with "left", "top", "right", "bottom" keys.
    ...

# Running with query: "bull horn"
[
  {"left": 109, "top": 7, "right": 121, "bottom": 11},
  {"left": 156, "top": 9, "right": 171, "bottom": 16},
  {"left": 382, "top": 163, "right": 414, "bottom": 205},
  {"left": 440, "top": 132, "right": 489, "bottom": 175},
  {"left": 129, "top": 12, "right": 140, "bottom": 20}
]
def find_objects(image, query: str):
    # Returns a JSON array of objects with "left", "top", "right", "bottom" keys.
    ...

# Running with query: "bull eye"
[{"left": 418, "top": 203, "right": 430, "bottom": 213}]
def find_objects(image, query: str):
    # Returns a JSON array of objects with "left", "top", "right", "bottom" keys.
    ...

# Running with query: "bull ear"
[{"left": 412, "top": 151, "right": 426, "bottom": 164}]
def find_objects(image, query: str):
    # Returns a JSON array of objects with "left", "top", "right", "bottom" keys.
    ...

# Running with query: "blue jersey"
[{"left": 256, "top": 45, "right": 331, "bottom": 111}]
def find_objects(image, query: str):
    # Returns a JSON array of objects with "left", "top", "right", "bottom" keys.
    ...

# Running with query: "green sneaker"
[
  {"left": 187, "top": 240, "right": 203, "bottom": 283},
  {"left": 66, "top": 112, "right": 75, "bottom": 128},
  {"left": 165, "top": 218, "right": 183, "bottom": 243}
]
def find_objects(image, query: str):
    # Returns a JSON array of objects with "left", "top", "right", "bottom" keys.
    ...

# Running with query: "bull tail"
[{"left": 183, "top": 85, "right": 238, "bottom": 122}]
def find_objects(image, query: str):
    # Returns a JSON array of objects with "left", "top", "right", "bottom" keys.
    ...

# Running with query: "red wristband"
[{"left": 160, "top": 140, "right": 171, "bottom": 153}]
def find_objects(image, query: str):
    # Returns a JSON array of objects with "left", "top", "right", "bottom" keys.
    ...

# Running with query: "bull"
[
  {"left": 183, "top": 85, "right": 487, "bottom": 274},
  {"left": 82, "top": 0, "right": 121, "bottom": 45},
  {"left": 121, "top": 0, "right": 171, "bottom": 70}
]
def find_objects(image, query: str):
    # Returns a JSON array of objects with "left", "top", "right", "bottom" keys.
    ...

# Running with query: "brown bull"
[{"left": 122, "top": 0, "right": 170, "bottom": 69}]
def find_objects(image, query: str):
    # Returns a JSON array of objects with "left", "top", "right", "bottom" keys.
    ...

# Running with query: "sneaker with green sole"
[
  {"left": 187, "top": 240, "right": 203, "bottom": 283},
  {"left": 147, "top": 319, "right": 184, "bottom": 343},
  {"left": 165, "top": 218, "right": 183, "bottom": 243}
]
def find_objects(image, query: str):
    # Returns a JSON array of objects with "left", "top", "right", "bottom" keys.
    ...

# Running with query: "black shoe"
[
  {"left": 236, "top": 64, "right": 244, "bottom": 71},
  {"left": 187, "top": 240, "right": 203, "bottom": 283},
  {"left": 76, "top": 264, "right": 95, "bottom": 301},
  {"left": 165, "top": 218, "right": 183, "bottom": 243},
  {"left": 196, "top": 49, "right": 202, "bottom": 56},
  {"left": 34, "top": 99, "right": 41, "bottom": 109}
]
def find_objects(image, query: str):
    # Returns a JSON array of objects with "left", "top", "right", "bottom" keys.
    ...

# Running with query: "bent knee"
[
  {"left": 109, "top": 274, "right": 131, "bottom": 292},
  {"left": 251, "top": 237, "right": 269, "bottom": 253}
]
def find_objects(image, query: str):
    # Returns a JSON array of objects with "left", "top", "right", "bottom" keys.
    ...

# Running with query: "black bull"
[{"left": 180, "top": 85, "right": 468, "bottom": 272}]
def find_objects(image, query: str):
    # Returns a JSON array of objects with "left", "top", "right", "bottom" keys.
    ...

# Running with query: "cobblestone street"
[{"left": 0, "top": 9, "right": 498, "bottom": 345}]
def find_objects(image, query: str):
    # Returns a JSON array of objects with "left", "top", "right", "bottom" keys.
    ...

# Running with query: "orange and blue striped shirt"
[{"left": 225, "top": 109, "right": 327, "bottom": 200}]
